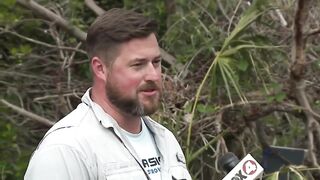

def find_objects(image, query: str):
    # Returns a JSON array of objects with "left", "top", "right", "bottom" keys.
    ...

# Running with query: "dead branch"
[
  {"left": 160, "top": 48, "right": 183, "bottom": 70},
  {"left": 0, "top": 28, "right": 86, "bottom": 54},
  {"left": 290, "top": 0, "right": 320, "bottom": 167},
  {"left": 16, "top": 0, "right": 87, "bottom": 41},
  {"left": 216, "top": 0, "right": 231, "bottom": 23},
  {"left": 220, "top": 100, "right": 320, "bottom": 120},
  {"left": 220, "top": 100, "right": 320, "bottom": 150},
  {"left": 227, "top": 0, "right": 242, "bottom": 35},
  {"left": 84, "top": 0, "right": 105, "bottom": 16},
  {"left": 33, "top": 92, "right": 82, "bottom": 102},
  {"left": 275, "top": 9, "right": 288, "bottom": 27},
  {"left": 306, "top": 27, "right": 320, "bottom": 38},
  {"left": 0, "top": 99, "right": 54, "bottom": 127}
]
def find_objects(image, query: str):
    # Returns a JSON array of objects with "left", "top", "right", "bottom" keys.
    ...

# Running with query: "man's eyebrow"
[
  {"left": 132, "top": 55, "right": 162, "bottom": 62},
  {"left": 131, "top": 58, "right": 147, "bottom": 63},
  {"left": 153, "top": 55, "right": 162, "bottom": 60}
]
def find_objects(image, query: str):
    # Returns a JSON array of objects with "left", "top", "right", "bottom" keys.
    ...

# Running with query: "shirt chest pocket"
[{"left": 104, "top": 162, "right": 147, "bottom": 180}]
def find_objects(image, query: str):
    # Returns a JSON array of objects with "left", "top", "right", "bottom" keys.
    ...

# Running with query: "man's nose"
[{"left": 145, "top": 63, "right": 161, "bottom": 81}]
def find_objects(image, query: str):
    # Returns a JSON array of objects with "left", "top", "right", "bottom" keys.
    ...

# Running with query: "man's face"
[{"left": 105, "top": 33, "right": 162, "bottom": 116}]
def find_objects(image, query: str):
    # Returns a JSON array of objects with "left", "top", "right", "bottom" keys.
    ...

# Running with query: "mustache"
[{"left": 138, "top": 82, "right": 161, "bottom": 91}]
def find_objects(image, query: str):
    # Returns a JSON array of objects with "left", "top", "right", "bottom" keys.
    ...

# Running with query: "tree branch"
[
  {"left": 0, "top": 28, "right": 86, "bottom": 54},
  {"left": 0, "top": 99, "right": 54, "bottom": 127},
  {"left": 16, "top": 0, "right": 87, "bottom": 41},
  {"left": 216, "top": 0, "right": 231, "bottom": 23},
  {"left": 220, "top": 100, "right": 320, "bottom": 120},
  {"left": 289, "top": 0, "right": 320, "bottom": 167},
  {"left": 84, "top": 0, "right": 105, "bottom": 16},
  {"left": 306, "top": 27, "right": 320, "bottom": 39}
]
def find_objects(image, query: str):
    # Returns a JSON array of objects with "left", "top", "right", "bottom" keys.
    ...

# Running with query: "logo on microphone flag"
[{"left": 243, "top": 160, "right": 257, "bottom": 175}]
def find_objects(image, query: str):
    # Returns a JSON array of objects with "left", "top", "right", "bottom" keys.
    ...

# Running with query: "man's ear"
[{"left": 91, "top": 57, "right": 108, "bottom": 81}]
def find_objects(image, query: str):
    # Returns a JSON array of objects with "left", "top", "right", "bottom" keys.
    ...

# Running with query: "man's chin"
[{"left": 141, "top": 104, "right": 159, "bottom": 116}]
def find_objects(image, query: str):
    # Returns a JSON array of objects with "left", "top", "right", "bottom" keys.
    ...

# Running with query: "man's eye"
[
  {"left": 132, "top": 63, "right": 143, "bottom": 67},
  {"left": 153, "top": 59, "right": 161, "bottom": 64}
]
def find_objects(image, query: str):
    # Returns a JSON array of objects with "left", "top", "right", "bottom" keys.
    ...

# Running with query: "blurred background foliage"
[{"left": 1, "top": 0, "right": 320, "bottom": 179}]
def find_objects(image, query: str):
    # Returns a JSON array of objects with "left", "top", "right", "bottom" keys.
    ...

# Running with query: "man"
[{"left": 24, "top": 8, "right": 192, "bottom": 180}]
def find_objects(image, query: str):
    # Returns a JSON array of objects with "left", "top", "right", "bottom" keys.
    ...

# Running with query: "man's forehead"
[{"left": 116, "top": 36, "right": 160, "bottom": 59}]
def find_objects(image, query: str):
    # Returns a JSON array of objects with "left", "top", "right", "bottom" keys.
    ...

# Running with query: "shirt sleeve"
[{"left": 24, "top": 145, "right": 94, "bottom": 180}]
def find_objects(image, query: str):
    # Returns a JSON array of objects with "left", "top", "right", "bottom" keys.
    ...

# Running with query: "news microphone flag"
[{"left": 222, "top": 154, "right": 264, "bottom": 180}]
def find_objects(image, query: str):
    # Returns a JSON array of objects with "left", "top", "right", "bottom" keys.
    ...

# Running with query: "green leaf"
[
  {"left": 218, "top": 57, "right": 247, "bottom": 103},
  {"left": 265, "top": 171, "right": 279, "bottom": 180},
  {"left": 270, "top": 82, "right": 283, "bottom": 91},
  {"left": 196, "top": 103, "right": 218, "bottom": 113},
  {"left": 237, "top": 58, "right": 249, "bottom": 71},
  {"left": 218, "top": 58, "right": 233, "bottom": 104},
  {"left": 288, "top": 166, "right": 305, "bottom": 180},
  {"left": 267, "top": 96, "right": 275, "bottom": 103},
  {"left": 1, "top": 0, "right": 16, "bottom": 7},
  {"left": 10, "top": 44, "right": 32, "bottom": 58},
  {"left": 221, "top": 1, "right": 273, "bottom": 52},
  {"left": 222, "top": 44, "right": 280, "bottom": 56},
  {"left": 275, "top": 92, "right": 287, "bottom": 102},
  {"left": 197, "top": 104, "right": 207, "bottom": 113},
  {"left": 187, "top": 130, "right": 229, "bottom": 165}
]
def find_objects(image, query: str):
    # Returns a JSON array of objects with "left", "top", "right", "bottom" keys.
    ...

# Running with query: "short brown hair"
[{"left": 86, "top": 8, "right": 158, "bottom": 65}]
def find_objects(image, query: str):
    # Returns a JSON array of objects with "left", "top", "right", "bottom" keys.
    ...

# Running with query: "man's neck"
[{"left": 91, "top": 87, "right": 142, "bottom": 134}]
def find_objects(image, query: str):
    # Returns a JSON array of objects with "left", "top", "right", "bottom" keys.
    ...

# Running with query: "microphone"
[{"left": 218, "top": 152, "right": 264, "bottom": 180}]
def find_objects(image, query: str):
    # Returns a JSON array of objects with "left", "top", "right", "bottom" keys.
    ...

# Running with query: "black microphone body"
[{"left": 218, "top": 152, "right": 240, "bottom": 174}]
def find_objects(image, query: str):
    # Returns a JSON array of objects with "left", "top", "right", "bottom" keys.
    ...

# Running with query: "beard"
[{"left": 105, "top": 81, "right": 161, "bottom": 117}]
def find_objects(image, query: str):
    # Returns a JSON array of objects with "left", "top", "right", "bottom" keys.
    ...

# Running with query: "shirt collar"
[
  {"left": 143, "top": 116, "right": 165, "bottom": 136},
  {"left": 81, "top": 88, "right": 116, "bottom": 129}
]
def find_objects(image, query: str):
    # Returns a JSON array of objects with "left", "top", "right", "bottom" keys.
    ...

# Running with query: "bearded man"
[{"left": 24, "top": 8, "right": 191, "bottom": 180}]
